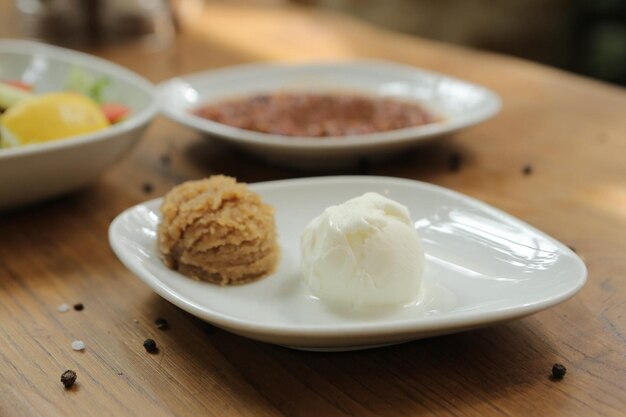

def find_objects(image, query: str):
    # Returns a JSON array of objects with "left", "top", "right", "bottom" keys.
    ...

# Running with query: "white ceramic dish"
[
  {"left": 0, "top": 40, "right": 158, "bottom": 209},
  {"left": 157, "top": 61, "right": 501, "bottom": 168},
  {"left": 109, "top": 176, "right": 586, "bottom": 351}
]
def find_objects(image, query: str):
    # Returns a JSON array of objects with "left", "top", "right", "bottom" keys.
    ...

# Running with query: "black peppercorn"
[
  {"left": 522, "top": 165, "right": 533, "bottom": 175},
  {"left": 551, "top": 363, "right": 567, "bottom": 380},
  {"left": 143, "top": 338, "right": 158, "bottom": 354},
  {"left": 142, "top": 183, "right": 154, "bottom": 194},
  {"left": 73, "top": 303, "right": 84, "bottom": 311},
  {"left": 154, "top": 318, "right": 168, "bottom": 330},
  {"left": 449, "top": 153, "right": 462, "bottom": 172},
  {"left": 61, "top": 370, "right": 77, "bottom": 389}
]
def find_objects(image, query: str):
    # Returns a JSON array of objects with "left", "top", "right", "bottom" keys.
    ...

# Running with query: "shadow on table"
[
  {"left": 182, "top": 134, "right": 473, "bottom": 183},
  {"left": 143, "top": 294, "right": 556, "bottom": 416}
]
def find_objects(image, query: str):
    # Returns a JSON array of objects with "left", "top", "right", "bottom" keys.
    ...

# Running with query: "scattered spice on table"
[
  {"left": 142, "top": 183, "right": 154, "bottom": 194},
  {"left": 449, "top": 153, "right": 462, "bottom": 172},
  {"left": 71, "top": 340, "right": 85, "bottom": 351},
  {"left": 522, "top": 164, "right": 533, "bottom": 175},
  {"left": 551, "top": 363, "right": 567, "bottom": 380},
  {"left": 155, "top": 318, "right": 168, "bottom": 330},
  {"left": 143, "top": 338, "right": 158, "bottom": 354},
  {"left": 61, "top": 370, "right": 77, "bottom": 389},
  {"left": 73, "top": 303, "right": 84, "bottom": 311},
  {"left": 57, "top": 303, "right": 70, "bottom": 313}
]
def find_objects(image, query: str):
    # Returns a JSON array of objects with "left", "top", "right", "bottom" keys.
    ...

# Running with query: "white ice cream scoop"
[{"left": 300, "top": 192, "right": 425, "bottom": 309}]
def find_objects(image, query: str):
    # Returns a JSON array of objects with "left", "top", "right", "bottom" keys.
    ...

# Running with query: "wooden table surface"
[{"left": 1, "top": 1, "right": 625, "bottom": 416}]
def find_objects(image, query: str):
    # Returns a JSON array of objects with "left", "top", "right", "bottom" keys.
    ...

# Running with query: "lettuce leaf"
[{"left": 65, "top": 67, "right": 111, "bottom": 104}]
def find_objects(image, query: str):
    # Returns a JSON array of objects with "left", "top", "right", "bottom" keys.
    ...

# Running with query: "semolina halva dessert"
[{"left": 157, "top": 175, "right": 279, "bottom": 285}]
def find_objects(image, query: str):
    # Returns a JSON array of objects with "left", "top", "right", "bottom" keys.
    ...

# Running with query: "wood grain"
[{"left": 0, "top": 1, "right": 624, "bottom": 416}]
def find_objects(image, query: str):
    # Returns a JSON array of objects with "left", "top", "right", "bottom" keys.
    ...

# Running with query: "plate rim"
[{"left": 109, "top": 176, "right": 587, "bottom": 340}]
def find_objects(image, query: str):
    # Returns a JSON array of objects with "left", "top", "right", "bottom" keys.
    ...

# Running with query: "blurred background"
[
  {"left": 5, "top": 0, "right": 626, "bottom": 85},
  {"left": 292, "top": 0, "right": 626, "bottom": 86}
]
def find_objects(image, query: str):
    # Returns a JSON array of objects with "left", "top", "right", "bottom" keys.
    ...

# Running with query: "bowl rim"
[{"left": 0, "top": 39, "right": 158, "bottom": 160}]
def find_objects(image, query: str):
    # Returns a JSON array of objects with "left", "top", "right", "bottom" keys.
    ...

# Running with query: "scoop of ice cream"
[
  {"left": 300, "top": 192, "right": 425, "bottom": 308},
  {"left": 157, "top": 175, "right": 279, "bottom": 285}
]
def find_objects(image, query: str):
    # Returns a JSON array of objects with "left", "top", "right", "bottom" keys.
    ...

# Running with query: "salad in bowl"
[
  {"left": 0, "top": 68, "right": 131, "bottom": 148},
  {"left": 0, "top": 40, "right": 157, "bottom": 210}
]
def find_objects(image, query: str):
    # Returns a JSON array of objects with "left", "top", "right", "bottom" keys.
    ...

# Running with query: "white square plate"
[{"left": 109, "top": 176, "right": 586, "bottom": 351}]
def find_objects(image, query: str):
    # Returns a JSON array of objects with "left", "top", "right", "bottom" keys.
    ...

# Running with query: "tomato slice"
[
  {"left": 2, "top": 80, "right": 33, "bottom": 91},
  {"left": 101, "top": 103, "right": 131, "bottom": 124}
]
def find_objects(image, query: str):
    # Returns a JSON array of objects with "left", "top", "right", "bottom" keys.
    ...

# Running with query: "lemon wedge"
[{"left": 0, "top": 92, "right": 109, "bottom": 147}]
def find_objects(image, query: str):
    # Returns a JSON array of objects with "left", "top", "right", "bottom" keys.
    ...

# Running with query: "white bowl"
[
  {"left": 0, "top": 40, "right": 158, "bottom": 209},
  {"left": 157, "top": 61, "right": 501, "bottom": 168}
]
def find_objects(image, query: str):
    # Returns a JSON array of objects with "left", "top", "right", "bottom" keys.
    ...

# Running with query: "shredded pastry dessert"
[{"left": 157, "top": 175, "right": 279, "bottom": 285}]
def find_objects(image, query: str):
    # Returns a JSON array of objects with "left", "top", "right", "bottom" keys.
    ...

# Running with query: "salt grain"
[
  {"left": 71, "top": 340, "right": 85, "bottom": 351},
  {"left": 57, "top": 304, "right": 70, "bottom": 313}
]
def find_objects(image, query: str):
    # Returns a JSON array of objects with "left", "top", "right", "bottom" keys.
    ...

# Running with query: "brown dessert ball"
[{"left": 157, "top": 175, "right": 279, "bottom": 285}]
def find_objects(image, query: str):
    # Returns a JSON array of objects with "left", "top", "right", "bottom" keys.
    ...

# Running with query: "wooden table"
[{"left": 1, "top": 1, "right": 625, "bottom": 416}]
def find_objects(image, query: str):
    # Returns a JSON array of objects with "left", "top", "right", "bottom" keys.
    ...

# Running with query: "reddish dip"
[{"left": 193, "top": 92, "right": 438, "bottom": 137}]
